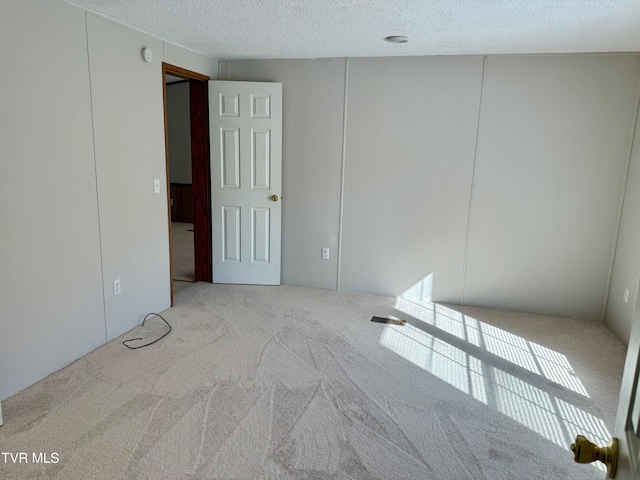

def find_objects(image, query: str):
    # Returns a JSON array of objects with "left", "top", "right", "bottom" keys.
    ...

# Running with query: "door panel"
[
  {"left": 252, "top": 129, "right": 271, "bottom": 189},
  {"left": 209, "top": 81, "right": 282, "bottom": 285},
  {"left": 252, "top": 207, "right": 270, "bottom": 263},
  {"left": 222, "top": 206, "right": 241, "bottom": 263},
  {"left": 221, "top": 128, "right": 240, "bottom": 188}
]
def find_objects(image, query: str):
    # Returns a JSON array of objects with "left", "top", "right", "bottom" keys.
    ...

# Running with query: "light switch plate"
[{"left": 154, "top": 179, "right": 160, "bottom": 193}]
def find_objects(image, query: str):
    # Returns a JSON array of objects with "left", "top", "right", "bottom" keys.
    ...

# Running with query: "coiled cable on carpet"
[{"left": 123, "top": 313, "right": 172, "bottom": 349}]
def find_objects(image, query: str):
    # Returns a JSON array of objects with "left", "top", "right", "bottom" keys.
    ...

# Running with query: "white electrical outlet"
[
  {"left": 154, "top": 179, "right": 160, "bottom": 193},
  {"left": 623, "top": 287, "right": 630, "bottom": 303},
  {"left": 113, "top": 279, "right": 121, "bottom": 296},
  {"left": 322, "top": 248, "right": 330, "bottom": 260}
]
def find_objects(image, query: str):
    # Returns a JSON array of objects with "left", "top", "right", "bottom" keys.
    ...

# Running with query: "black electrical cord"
[{"left": 123, "top": 313, "right": 172, "bottom": 349}]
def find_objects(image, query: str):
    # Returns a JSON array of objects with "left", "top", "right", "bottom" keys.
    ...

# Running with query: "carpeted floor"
[
  {"left": 0, "top": 283, "right": 626, "bottom": 479},
  {"left": 171, "top": 222, "right": 195, "bottom": 282},
  {"left": 174, "top": 280, "right": 195, "bottom": 294}
]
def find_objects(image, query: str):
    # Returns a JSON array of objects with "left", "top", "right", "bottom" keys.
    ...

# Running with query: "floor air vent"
[{"left": 371, "top": 316, "right": 406, "bottom": 326}]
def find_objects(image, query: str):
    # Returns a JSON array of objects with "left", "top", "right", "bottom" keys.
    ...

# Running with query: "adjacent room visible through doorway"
[
  {"left": 165, "top": 74, "right": 195, "bottom": 294},
  {"left": 170, "top": 220, "right": 195, "bottom": 291},
  {"left": 162, "top": 63, "right": 212, "bottom": 304}
]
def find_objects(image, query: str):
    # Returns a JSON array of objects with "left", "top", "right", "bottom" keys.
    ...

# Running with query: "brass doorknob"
[
  {"left": 570, "top": 435, "right": 618, "bottom": 478},
  {"left": 271, "top": 194, "right": 279, "bottom": 202}
]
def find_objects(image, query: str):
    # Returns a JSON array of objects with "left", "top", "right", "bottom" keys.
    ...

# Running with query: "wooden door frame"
[{"left": 162, "top": 63, "right": 212, "bottom": 304}]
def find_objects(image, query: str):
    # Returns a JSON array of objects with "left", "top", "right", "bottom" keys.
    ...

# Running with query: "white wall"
[
  {"left": 0, "top": 0, "right": 106, "bottom": 401},
  {"left": 463, "top": 55, "right": 640, "bottom": 320},
  {"left": 0, "top": 0, "right": 217, "bottom": 400},
  {"left": 164, "top": 42, "right": 217, "bottom": 79},
  {"left": 166, "top": 82, "right": 192, "bottom": 184},
  {"left": 87, "top": 16, "right": 171, "bottom": 340},
  {"left": 341, "top": 57, "right": 483, "bottom": 300},
  {"left": 223, "top": 54, "right": 640, "bottom": 335},
  {"left": 607, "top": 103, "right": 640, "bottom": 343}
]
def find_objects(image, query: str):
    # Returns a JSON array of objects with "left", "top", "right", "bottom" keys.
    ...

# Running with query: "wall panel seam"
[
  {"left": 602, "top": 64, "right": 640, "bottom": 324},
  {"left": 459, "top": 56, "right": 487, "bottom": 305},
  {"left": 336, "top": 58, "right": 349, "bottom": 291},
  {"left": 84, "top": 13, "right": 108, "bottom": 342}
]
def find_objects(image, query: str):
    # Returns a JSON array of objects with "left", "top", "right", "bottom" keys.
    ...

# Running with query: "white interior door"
[
  {"left": 209, "top": 81, "right": 282, "bottom": 285},
  {"left": 612, "top": 291, "right": 640, "bottom": 479}
]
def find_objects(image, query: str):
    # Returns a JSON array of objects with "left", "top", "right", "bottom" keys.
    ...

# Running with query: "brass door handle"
[
  {"left": 570, "top": 435, "right": 618, "bottom": 478},
  {"left": 271, "top": 194, "right": 279, "bottom": 202}
]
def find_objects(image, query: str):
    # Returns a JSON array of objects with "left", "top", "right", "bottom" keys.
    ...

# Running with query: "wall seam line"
[
  {"left": 84, "top": 13, "right": 109, "bottom": 342},
  {"left": 336, "top": 58, "right": 349, "bottom": 291},
  {"left": 459, "top": 56, "right": 487, "bottom": 305},
  {"left": 601, "top": 67, "right": 640, "bottom": 324}
]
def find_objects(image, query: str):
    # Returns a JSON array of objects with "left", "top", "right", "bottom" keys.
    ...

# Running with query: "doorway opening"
[
  {"left": 162, "top": 63, "right": 212, "bottom": 305},
  {"left": 166, "top": 75, "right": 194, "bottom": 293}
]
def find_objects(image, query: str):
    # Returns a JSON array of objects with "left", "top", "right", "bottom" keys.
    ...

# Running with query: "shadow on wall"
[{"left": 380, "top": 276, "right": 609, "bottom": 472}]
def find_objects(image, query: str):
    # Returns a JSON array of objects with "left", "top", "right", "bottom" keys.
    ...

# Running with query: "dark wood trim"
[
  {"left": 170, "top": 183, "right": 194, "bottom": 223},
  {"left": 162, "top": 63, "right": 212, "bottom": 306},
  {"left": 163, "top": 63, "right": 210, "bottom": 82},
  {"left": 190, "top": 78, "right": 213, "bottom": 283}
]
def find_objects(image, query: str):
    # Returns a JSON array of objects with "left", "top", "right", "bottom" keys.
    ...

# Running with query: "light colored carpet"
[
  {"left": 171, "top": 222, "right": 195, "bottom": 282},
  {"left": 0, "top": 283, "right": 626, "bottom": 479},
  {"left": 174, "top": 280, "right": 195, "bottom": 294}
]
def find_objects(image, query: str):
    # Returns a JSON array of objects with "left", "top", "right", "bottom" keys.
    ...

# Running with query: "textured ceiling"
[{"left": 64, "top": 0, "right": 640, "bottom": 60}]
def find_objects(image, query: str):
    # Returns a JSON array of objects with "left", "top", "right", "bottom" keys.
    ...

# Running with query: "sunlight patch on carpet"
[{"left": 378, "top": 275, "right": 607, "bottom": 472}]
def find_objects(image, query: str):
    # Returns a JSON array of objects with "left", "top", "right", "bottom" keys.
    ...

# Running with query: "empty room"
[{"left": 3, "top": 0, "right": 640, "bottom": 479}]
